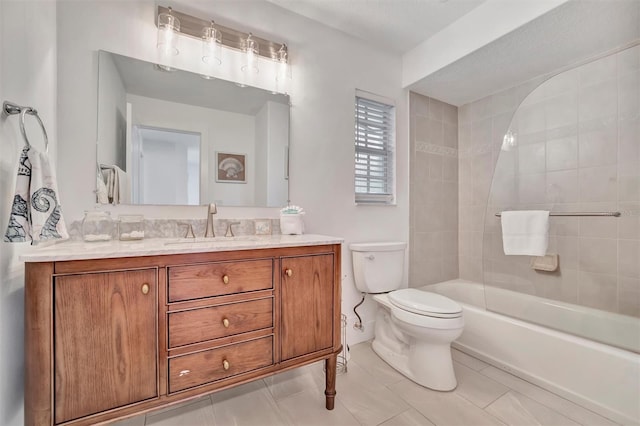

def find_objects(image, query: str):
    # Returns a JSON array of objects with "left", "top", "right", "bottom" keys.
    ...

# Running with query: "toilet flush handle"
[{"left": 365, "top": 254, "right": 375, "bottom": 260}]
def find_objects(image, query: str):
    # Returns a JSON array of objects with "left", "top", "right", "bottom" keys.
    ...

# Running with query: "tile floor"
[{"left": 114, "top": 342, "right": 619, "bottom": 426}]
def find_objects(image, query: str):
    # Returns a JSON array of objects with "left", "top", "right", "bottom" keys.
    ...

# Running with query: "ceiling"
[
  {"left": 409, "top": 0, "right": 640, "bottom": 105},
  {"left": 266, "top": 0, "right": 485, "bottom": 53},
  {"left": 267, "top": 0, "right": 640, "bottom": 105}
]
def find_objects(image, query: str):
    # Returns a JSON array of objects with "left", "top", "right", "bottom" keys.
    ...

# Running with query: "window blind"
[{"left": 355, "top": 95, "right": 395, "bottom": 204}]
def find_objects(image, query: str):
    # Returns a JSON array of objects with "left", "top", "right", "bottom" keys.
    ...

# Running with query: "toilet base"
[{"left": 372, "top": 338, "right": 458, "bottom": 391}]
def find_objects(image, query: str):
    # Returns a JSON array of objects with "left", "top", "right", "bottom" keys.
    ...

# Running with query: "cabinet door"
[
  {"left": 54, "top": 269, "right": 157, "bottom": 424},
  {"left": 281, "top": 254, "right": 334, "bottom": 360}
]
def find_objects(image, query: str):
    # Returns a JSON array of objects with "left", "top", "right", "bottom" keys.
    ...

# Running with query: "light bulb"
[{"left": 501, "top": 130, "right": 517, "bottom": 151}]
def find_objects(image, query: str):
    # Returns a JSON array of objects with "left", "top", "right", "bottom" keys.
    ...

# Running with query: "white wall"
[
  {"left": 128, "top": 94, "right": 256, "bottom": 206},
  {"left": 254, "top": 101, "right": 289, "bottom": 207},
  {"left": 255, "top": 103, "right": 269, "bottom": 206},
  {"left": 96, "top": 51, "right": 126, "bottom": 169},
  {"left": 57, "top": 0, "right": 408, "bottom": 344},
  {"left": 265, "top": 101, "right": 289, "bottom": 207},
  {"left": 0, "top": 2, "right": 56, "bottom": 425}
]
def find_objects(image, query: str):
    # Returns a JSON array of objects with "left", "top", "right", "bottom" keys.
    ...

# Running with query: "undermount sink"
[{"left": 164, "top": 235, "right": 264, "bottom": 245}]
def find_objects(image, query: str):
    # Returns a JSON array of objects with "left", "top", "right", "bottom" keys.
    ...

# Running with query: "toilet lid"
[{"left": 389, "top": 289, "right": 462, "bottom": 318}]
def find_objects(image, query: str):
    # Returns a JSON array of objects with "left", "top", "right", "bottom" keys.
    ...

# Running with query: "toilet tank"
[{"left": 349, "top": 242, "right": 407, "bottom": 293}]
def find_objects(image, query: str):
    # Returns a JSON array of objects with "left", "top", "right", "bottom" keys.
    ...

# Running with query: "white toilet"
[{"left": 350, "top": 241, "right": 464, "bottom": 391}]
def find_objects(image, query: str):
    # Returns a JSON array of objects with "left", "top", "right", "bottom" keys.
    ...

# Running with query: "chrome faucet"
[
  {"left": 205, "top": 203, "right": 217, "bottom": 237},
  {"left": 225, "top": 221, "right": 241, "bottom": 237}
]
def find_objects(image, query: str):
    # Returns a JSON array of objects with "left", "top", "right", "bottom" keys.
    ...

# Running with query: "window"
[{"left": 354, "top": 92, "right": 395, "bottom": 204}]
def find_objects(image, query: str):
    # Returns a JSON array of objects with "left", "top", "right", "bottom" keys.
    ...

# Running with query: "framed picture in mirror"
[{"left": 216, "top": 152, "right": 246, "bottom": 183}]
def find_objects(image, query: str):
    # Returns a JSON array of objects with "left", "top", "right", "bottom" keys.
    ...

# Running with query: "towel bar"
[
  {"left": 3, "top": 101, "right": 49, "bottom": 152},
  {"left": 495, "top": 212, "right": 621, "bottom": 217}
]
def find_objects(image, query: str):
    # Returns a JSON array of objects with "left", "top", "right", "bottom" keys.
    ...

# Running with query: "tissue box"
[{"left": 280, "top": 214, "right": 304, "bottom": 235}]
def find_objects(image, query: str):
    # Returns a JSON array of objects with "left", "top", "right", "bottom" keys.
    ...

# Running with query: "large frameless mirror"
[{"left": 96, "top": 50, "right": 290, "bottom": 207}]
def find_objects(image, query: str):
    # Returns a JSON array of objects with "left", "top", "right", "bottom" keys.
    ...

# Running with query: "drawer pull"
[
  {"left": 141, "top": 283, "right": 150, "bottom": 295},
  {"left": 285, "top": 268, "right": 293, "bottom": 277},
  {"left": 222, "top": 318, "right": 230, "bottom": 328},
  {"left": 222, "top": 359, "right": 230, "bottom": 371},
  {"left": 222, "top": 275, "right": 230, "bottom": 284}
]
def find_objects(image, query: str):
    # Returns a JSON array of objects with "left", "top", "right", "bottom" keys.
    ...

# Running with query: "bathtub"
[{"left": 424, "top": 279, "right": 640, "bottom": 425}]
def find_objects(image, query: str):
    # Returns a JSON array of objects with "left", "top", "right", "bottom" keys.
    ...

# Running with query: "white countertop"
[{"left": 20, "top": 234, "right": 343, "bottom": 262}]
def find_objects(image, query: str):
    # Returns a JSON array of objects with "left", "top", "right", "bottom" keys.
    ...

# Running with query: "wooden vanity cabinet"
[
  {"left": 24, "top": 243, "right": 341, "bottom": 426},
  {"left": 53, "top": 269, "right": 158, "bottom": 424},
  {"left": 281, "top": 254, "right": 334, "bottom": 360}
]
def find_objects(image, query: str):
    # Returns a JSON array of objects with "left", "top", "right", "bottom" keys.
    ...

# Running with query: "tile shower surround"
[
  {"left": 458, "top": 45, "right": 640, "bottom": 318},
  {"left": 409, "top": 93, "right": 459, "bottom": 286}
]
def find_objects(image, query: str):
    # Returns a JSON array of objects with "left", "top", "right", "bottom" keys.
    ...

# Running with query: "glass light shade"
[
  {"left": 202, "top": 24, "right": 222, "bottom": 65},
  {"left": 157, "top": 11, "right": 180, "bottom": 56},
  {"left": 241, "top": 33, "right": 259, "bottom": 74},
  {"left": 274, "top": 44, "right": 290, "bottom": 94},
  {"left": 276, "top": 44, "right": 288, "bottom": 81}
]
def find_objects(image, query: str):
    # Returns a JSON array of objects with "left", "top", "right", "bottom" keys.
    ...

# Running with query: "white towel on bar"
[
  {"left": 4, "top": 147, "right": 69, "bottom": 244},
  {"left": 100, "top": 164, "right": 130, "bottom": 204},
  {"left": 115, "top": 166, "right": 131, "bottom": 204},
  {"left": 501, "top": 210, "right": 549, "bottom": 256},
  {"left": 96, "top": 167, "right": 109, "bottom": 204}
]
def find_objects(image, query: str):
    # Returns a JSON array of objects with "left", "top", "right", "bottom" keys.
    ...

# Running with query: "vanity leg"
[{"left": 324, "top": 354, "right": 337, "bottom": 410}]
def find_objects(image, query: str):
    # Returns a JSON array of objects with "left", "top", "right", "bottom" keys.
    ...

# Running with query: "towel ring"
[{"left": 3, "top": 101, "right": 49, "bottom": 152}]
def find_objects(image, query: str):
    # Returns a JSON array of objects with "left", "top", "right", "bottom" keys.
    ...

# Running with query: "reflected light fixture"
[
  {"left": 276, "top": 44, "right": 288, "bottom": 80},
  {"left": 242, "top": 33, "right": 259, "bottom": 74},
  {"left": 157, "top": 7, "right": 180, "bottom": 56},
  {"left": 501, "top": 130, "right": 517, "bottom": 151},
  {"left": 274, "top": 44, "right": 289, "bottom": 94},
  {"left": 202, "top": 21, "right": 222, "bottom": 66}
]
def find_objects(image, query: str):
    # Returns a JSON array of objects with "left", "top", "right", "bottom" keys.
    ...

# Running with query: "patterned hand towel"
[{"left": 4, "top": 147, "right": 69, "bottom": 244}]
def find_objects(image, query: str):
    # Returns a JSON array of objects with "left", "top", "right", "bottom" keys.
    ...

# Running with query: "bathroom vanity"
[{"left": 22, "top": 235, "right": 342, "bottom": 426}]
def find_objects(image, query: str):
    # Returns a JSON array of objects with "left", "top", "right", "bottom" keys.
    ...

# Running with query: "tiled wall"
[
  {"left": 460, "top": 45, "right": 640, "bottom": 318},
  {"left": 409, "top": 93, "right": 459, "bottom": 286},
  {"left": 458, "top": 79, "right": 544, "bottom": 282}
]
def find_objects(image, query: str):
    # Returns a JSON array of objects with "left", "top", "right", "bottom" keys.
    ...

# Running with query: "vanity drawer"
[
  {"left": 168, "top": 298, "right": 273, "bottom": 348},
  {"left": 168, "top": 259, "right": 273, "bottom": 302},
  {"left": 168, "top": 336, "right": 273, "bottom": 393}
]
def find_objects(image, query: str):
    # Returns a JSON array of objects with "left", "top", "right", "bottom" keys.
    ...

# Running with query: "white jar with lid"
[{"left": 82, "top": 211, "right": 113, "bottom": 242}]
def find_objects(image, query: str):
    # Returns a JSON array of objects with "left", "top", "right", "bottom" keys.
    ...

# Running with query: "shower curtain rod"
[{"left": 495, "top": 211, "right": 621, "bottom": 217}]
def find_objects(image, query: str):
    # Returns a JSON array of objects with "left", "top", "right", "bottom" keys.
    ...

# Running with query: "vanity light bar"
[{"left": 157, "top": 6, "right": 286, "bottom": 61}]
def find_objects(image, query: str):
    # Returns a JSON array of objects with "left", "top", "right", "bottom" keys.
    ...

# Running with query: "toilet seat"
[{"left": 389, "top": 289, "right": 462, "bottom": 319}]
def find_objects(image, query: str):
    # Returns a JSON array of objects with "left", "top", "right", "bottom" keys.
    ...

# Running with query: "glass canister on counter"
[
  {"left": 82, "top": 211, "right": 114, "bottom": 242},
  {"left": 118, "top": 215, "right": 145, "bottom": 241}
]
